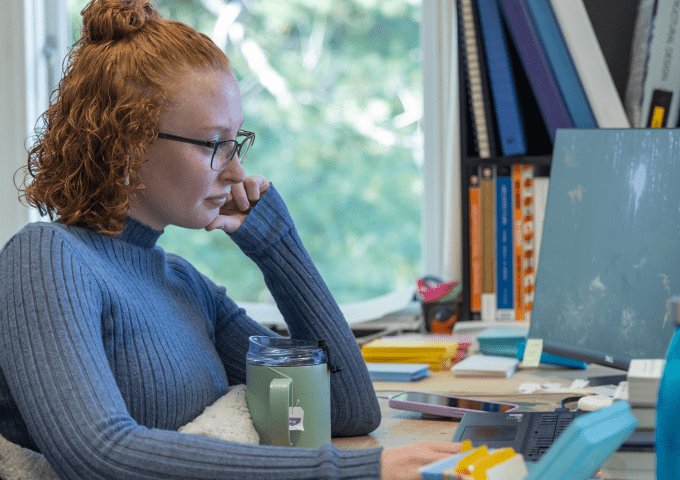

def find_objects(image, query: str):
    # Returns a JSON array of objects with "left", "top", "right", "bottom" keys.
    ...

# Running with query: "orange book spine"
[
  {"left": 521, "top": 166, "right": 535, "bottom": 321},
  {"left": 512, "top": 165, "right": 524, "bottom": 321},
  {"left": 469, "top": 171, "right": 482, "bottom": 314}
]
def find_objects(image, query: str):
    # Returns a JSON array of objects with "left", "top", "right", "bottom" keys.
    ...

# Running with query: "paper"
[{"left": 521, "top": 339, "right": 543, "bottom": 368}]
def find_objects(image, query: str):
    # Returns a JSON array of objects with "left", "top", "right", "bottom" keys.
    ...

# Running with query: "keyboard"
[{"left": 452, "top": 410, "right": 587, "bottom": 462}]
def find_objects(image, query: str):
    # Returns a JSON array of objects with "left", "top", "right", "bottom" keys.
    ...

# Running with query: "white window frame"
[{"left": 2, "top": 0, "right": 462, "bottom": 323}]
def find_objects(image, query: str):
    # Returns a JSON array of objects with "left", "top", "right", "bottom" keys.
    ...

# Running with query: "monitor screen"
[{"left": 528, "top": 129, "right": 678, "bottom": 370}]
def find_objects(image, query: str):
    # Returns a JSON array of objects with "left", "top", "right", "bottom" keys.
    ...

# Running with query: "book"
[
  {"left": 515, "top": 339, "right": 588, "bottom": 369},
  {"left": 624, "top": 0, "right": 657, "bottom": 127},
  {"left": 599, "top": 450, "right": 656, "bottom": 479},
  {"left": 480, "top": 165, "right": 496, "bottom": 321},
  {"left": 451, "top": 354, "right": 519, "bottom": 378},
  {"left": 458, "top": 0, "right": 496, "bottom": 158},
  {"left": 476, "top": 326, "right": 529, "bottom": 357},
  {"left": 630, "top": 405, "right": 657, "bottom": 430},
  {"left": 524, "top": 0, "right": 597, "bottom": 128},
  {"left": 521, "top": 166, "right": 536, "bottom": 321},
  {"left": 512, "top": 165, "right": 524, "bottom": 322},
  {"left": 495, "top": 164, "right": 514, "bottom": 320},
  {"left": 475, "top": 0, "right": 527, "bottom": 156},
  {"left": 361, "top": 338, "right": 463, "bottom": 371},
  {"left": 627, "top": 359, "right": 665, "bottom": 407},
  {"left": 549, "top": 0, "right": 630, "bottom": 127},
  {"left": 469, "top": 168, "right": 482, "bottom": 316},
  {"left": 498, "top": 0, "right": 573, "bottom": 143},
  {"left": 365, "top": 363, "right": 430, "bottom": 382},
  {"left": 639, "top": 0, "right": 680, "bottom": 128}
]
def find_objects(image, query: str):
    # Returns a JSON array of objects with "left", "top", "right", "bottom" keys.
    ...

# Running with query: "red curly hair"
[{"left": 18, "top": 0, "right": 230, "bottom": 235}]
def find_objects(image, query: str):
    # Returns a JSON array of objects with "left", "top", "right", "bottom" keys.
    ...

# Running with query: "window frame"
[{"left": 2, "top": 0, "right": 461, "bottom": 323}]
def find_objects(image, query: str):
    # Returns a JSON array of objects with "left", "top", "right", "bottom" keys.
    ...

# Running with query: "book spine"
[
  {"left": 524, "top": 0, "right": 597, "bottom": 128},
  {"left": 475, "top": 0, "right": 527, "bottom": 156},
  {"left": 521, "top": 166, "right": 535, "bottom": 321},
  {"left": 531, "top": 175, "right": 549, "bottom": 284},
  {"left": 498, "top": 0, "right": 573, "bottom": 142},
  {"left": 549, "top": 0, "right": 630, "bottom": 128},
  {"left": 624, "top": 0, "right": 657, "bottom": 127},
  {"left": 513, "top": 164, "right": 525, "bottom": 322},
  {"left": 641, "top": 0, "right": 680, "bottom": 128},
  {"left": 481, "top": 165, "right": 497, "bottom": 321},
  {"left": 469, "top": 168, "right": 483, "bottom": 316},
  {"left": 496, "top": 165, "right": 514, "bottom": 320},
  {"left": 458, "top": 0, "right": 493, "bottom": 158}
]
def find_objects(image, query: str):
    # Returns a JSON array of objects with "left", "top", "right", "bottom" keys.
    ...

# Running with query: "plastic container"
[{"left": 246, "top": 336, "right": 328, "bottom": 367}]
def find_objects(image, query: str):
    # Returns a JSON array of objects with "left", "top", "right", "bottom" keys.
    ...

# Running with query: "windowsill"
[{"left": 241, "top": 285, "right": 418, "bottom": 327}]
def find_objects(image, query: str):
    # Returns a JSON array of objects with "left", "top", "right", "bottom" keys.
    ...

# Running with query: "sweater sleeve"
[
  {"left": 0, "top": 226, "right": 382, "bottom": 480},
  {"left": 221, "top": 185, "right": 382, "bottom": 438}
]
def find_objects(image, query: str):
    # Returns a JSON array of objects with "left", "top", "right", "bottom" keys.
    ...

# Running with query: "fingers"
[{"left": 230, "top": 175, "right": 270, "bottom": 212}]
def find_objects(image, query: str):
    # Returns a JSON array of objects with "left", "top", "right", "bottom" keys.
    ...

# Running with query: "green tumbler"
[{"left": 246, "top": 336, "right": 332, "bottom": 449}]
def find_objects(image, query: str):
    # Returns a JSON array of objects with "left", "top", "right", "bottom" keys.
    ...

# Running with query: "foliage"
[{"left": 67, "top": 0, "right": 423, "bottom": 303}]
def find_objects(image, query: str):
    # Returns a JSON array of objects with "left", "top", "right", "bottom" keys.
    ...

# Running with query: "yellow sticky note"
[{"left": 521, "top": 338, "right": 543, "bottom": 368}]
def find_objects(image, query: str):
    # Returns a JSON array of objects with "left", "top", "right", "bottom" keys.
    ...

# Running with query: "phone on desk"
[{"left": 388, "top": 391, "right": 519, "bottom": 419}]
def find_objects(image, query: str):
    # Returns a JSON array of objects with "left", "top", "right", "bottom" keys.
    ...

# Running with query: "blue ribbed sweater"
[{"left": 0, "top": 186, "right": 382, "bottom": 479}]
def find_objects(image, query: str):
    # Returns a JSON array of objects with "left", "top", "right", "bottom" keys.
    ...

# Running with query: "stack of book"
[
  {"left": 599, "top": 359, "right": 664, "bottom": 480},
  {"left": 361, "top": 335, "right": 471, "bottom": 371},
  {"left": 476, "top": 327, "right": 529, "bottom": 356}
]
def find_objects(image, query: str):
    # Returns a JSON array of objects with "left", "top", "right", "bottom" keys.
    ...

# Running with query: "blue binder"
[
  {"left": 475, "top": 0, "right": 527, "bottom": 156},
  {"left": 524, "top": 0, "right": 597, "bottom": 128},
  {"left": 498, "top": 0, "right": 573, "bottom": 143}
]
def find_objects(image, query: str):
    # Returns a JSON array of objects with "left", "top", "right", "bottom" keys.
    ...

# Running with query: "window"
[{"left": 68, "top": 0, "right": 423, "bottom": 305}]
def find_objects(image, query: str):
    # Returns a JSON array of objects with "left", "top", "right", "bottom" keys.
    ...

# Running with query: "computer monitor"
[{"left": 527, "top": 129, "right": 678, "bottom": 373}]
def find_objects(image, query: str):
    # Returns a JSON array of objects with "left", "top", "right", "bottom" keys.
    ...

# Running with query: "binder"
[
  {"left": 498, "top": 0, "right": 573, "bottom": 143},
  {"left": 457, "top": 0, "right": 497, "bottom": 158},
  {"left": 549, "top": 0, "right": 630, "bottom": 127},
  {"left": 624, "top": 0, "right": 657, "bottom": 128},
  {"left": 475, "top": 0, "right": 527, "bottom": 156},
  {"left": 639, "top": 0, "right": 680, "bottom": 128},
  {"left": 524, "top": 0, "right": 597, "bottom": 128}
]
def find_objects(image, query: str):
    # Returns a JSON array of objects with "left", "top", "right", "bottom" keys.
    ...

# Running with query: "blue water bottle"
[{"left": 656, "top": 296, "right": 680, "bottom": 479}]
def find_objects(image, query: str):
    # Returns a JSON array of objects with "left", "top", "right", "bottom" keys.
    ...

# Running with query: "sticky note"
[{"left": 521, "top": 339, "right": 543, "bottom": 368}]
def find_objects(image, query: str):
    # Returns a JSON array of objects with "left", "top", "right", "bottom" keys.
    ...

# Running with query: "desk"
[{"left": 332, "top": 361, "right": 625, "bottom": 450}]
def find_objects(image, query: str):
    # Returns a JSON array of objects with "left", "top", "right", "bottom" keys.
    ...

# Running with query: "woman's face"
[{"left": 129, "top": 68, "right": 246, "bottom": 231}]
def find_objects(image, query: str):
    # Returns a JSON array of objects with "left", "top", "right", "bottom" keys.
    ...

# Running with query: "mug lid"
[{"left": 246, "top": 336, "right": 329, "bottom": 366}]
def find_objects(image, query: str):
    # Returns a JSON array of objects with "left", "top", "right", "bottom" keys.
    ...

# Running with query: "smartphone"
[{"left": 388, "top": 391, "right": 519, "bottom": 419}]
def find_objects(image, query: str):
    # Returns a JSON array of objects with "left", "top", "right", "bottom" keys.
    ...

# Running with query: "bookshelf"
[{"left": 456, "top": 0, "right": 640, "bottom": 323}]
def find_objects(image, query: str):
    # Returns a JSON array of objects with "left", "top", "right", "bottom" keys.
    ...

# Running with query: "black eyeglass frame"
[{"left": 156, "top": 129, "right": 255, "bottom": 171}]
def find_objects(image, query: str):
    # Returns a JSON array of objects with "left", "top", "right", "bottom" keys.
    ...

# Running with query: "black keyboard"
[{"left": 452, "top": 410, "right": 587, "bottom": 462}]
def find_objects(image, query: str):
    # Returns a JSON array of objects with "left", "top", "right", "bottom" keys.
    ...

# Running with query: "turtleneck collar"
[{"left": 118, "top": 216, "right": 164, "bottom": 248}]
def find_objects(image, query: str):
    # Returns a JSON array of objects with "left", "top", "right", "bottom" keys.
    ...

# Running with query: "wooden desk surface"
[{"left": 332, "top": 362, "right": 624, "bottom": 450}]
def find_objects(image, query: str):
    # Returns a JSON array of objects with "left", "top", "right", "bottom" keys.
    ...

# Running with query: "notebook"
[{"left": 451, "top": 355, "right": 519, "bottom": 378}]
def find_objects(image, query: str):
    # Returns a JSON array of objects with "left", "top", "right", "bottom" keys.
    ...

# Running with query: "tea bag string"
[{"left": 264, "top": 366, "right": 294, "bottom": 406}]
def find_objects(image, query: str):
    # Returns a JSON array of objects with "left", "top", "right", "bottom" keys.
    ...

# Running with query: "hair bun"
[{"left": 81, "top": 0, "right": 159, "bottom": 44}]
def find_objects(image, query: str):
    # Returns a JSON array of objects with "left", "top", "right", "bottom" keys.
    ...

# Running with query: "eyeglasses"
[{"left": 156, "top": 129, "right": 255, "bottom": 171}]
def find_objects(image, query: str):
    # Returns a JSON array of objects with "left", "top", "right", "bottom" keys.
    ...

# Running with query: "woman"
[{"left": 0, "top": 1, "right": 461, "bottom": 478}]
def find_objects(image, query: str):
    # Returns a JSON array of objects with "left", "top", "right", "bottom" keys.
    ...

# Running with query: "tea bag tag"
[{"left": 289, "top": 405, "right": 304, "bottom": 431}]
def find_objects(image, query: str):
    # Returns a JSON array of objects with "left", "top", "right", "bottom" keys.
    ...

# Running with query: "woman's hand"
[
  {"left": 381, "top": 441, "right": 463, "bottom": 480},
  {"left": 205, "top": 175, "right": 270, "bottom": 233}
]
